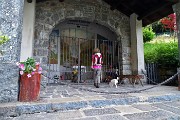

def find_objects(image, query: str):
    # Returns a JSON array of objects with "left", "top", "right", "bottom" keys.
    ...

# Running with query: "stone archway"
[{"left": 34, "top": 0, "right": 131, "bottom": 77}]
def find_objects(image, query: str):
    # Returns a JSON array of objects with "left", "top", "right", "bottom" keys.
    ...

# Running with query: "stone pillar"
[
  {"left": 173, "top": 2, "right": 180, "bottom": 62},
  {"left": 0, "top": 0, "right": 24, "bottom": 103},
  {"left": 130, "top": 13, "right": 146, "bottom": 79},
  {"left": 173, "top": 2, "right": 180, "bottom": 90},
  {"left": 20, "top": 0, "right": 36, "bottom": 61}
]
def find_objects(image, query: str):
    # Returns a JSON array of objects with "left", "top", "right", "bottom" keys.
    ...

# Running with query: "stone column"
[
  {"left": 174, "top": 2, "right": 180, "bottom": 90},
  {"left": 20, "top": 0, "right": 36, "bottom": 61},
  {"left": 130, "top": 13, "right": 146, "bottom": 80},
  {"left": 174, "top": 2, "right": 180, "bottom": 62},
  {"left": 0, "top": 0, "right": 24, "bottom": 103}
]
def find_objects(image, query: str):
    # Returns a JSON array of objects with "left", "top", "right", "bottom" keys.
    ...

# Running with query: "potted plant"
[
  {"left": 0, "top": 32, "right": 9, "bottom": 56},
  {"left": 16, "top": 57, "right": 42, "bottom": 102},
  {"left": 72, "top": 68, "right": 78, "bottom": 82}
]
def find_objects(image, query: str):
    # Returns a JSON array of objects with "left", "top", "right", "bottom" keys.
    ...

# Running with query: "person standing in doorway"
[{"left": 91, "top": 48, "right": 103, "bottom": 88}]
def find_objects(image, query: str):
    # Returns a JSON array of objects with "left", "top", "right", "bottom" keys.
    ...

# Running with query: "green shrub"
[
  {"left": 144, "top": 43, "right": 158, "bottom": 63},
  {"left": 156, "top": 42, "right": 178, "bottom": 67},
  {"left": 143, "top": 26, "right": 155, "bottom": 42},
  {"left": 144, "top": 42, "right": 178, "bottom": 67}
]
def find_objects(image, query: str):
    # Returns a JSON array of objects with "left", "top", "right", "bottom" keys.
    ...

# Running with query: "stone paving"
[{"left": 0, "top": 83, "right": 180, "bottom": 120}]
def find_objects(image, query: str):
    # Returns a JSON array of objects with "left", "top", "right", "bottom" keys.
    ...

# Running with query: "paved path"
[{"left": 1, "top": 83, "right": 180, "bottom": 120}]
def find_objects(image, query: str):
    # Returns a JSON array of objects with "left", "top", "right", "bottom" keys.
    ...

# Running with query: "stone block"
[
  {"left": 122, "top": 47, "right": 130, "bottom": 53},
  {"left": 132, "top": 104, "right": 158, "bottom": 111},
  {"left": 124, "top": 110, "right": 175, "bottom": 120},
  {"left": 57, "top": 110, "right": 83, "bottom": 119},
  {"left": 83, "top": 108, "right": 119, "bottom": 116},
  {"left": 15, "top": 104, "right": 52, "bottom": 115},
  {"left": 114, "top": 105, "right": 142, "bottom": 114},
  {"left": 0, "top": 106, "right": 17, "bottom": 117},
  {"left": 99, "top": 115, "right": 127, "bottom": 120},
  {"left": 123, "top": 70, "right": 132, "bottom": 75},
  {"left": 122, "top": 65, "right": 131, "bottom": 70},
  {"left": 51, "top": 101, "right": 88, "bottom": 111}
]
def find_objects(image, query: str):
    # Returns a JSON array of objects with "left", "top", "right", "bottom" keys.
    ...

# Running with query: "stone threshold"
[{"left": 1, "top": 93, "right": 180, "bottom": 118}]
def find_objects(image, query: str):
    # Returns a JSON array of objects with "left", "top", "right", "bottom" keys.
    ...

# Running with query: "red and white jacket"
[{"left": 92, "top": 53, "right": 102, "bottom": 69}]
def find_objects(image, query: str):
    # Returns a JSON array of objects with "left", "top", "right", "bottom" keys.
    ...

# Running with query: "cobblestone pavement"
[{"left": 1, "top": 83, "right": 180, "bottom": 120}]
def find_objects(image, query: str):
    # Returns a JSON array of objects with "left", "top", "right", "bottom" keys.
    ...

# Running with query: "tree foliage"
[
  {"left": 160, "top": 13, "right": 176, "bottom": 33},
  {"left": 143, "top": 25, "right": 155, "bottom": 42},
  {"left": 152, "top": 21, "right": 165, "bottom": 33}
]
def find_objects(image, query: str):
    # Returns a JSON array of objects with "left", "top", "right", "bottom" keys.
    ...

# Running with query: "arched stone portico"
[
  {"left": 33, "top": 0, "right": 132, "bottom": 75},
  {"left": 1, "top": 0, "right": 180, "bottom": 103}
]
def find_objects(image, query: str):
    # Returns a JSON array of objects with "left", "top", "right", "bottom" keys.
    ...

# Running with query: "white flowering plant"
[{"left": 16, "top": 57, "right": 42, "bottom": 78}]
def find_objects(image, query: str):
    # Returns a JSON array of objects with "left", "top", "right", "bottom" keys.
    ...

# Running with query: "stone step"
[{"left": 1, "top": 93, "right": 180, "bottom": 118}]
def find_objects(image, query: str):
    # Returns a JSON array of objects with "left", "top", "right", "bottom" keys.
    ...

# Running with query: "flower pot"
[{"left": 19, "top": 72, "right": 41, "bottom": 102}]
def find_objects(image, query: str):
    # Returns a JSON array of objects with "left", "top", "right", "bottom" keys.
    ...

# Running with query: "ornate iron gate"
[{"left": 47, "top": 35, "right": 120, "bottom": 84}]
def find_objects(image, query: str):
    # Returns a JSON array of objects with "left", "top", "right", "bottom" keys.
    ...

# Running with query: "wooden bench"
[{"left": 119, "top": 75, "right": 144, "bottom": 87}]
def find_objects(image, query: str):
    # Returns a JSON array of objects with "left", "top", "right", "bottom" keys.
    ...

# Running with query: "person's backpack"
[{"left": 93, "top": 53, "right": 102, "bottom": 65}]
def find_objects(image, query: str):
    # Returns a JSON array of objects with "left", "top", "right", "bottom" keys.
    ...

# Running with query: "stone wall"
[
  {"left": 0, "top": 0, "right": 24, "bottom": 103},
  {"left": 35, "top": 0, "right": 131, "bottom": 76}
]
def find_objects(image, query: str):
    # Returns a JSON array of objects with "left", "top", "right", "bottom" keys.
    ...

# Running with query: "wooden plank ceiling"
[{"left": 36, "top": 0, "right": 179, "bottom": 26}]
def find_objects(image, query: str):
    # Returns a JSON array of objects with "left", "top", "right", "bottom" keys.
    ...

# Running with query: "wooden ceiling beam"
[
  {"left": 142, "top": 18, "right": 153, "bottom": 26},
  {"left": 120, "top": 3, "right": 135, "bottom": 14},
  {"left": 110, "top": 0, "right": 136, "bottom": 16},
  {"left": 164, "top": 0, "right": 179, "bottom": 3},
  {"left": 137, "top": 2, "right": 171, "bottom": 20},
  {"left": 110, "top": 0, "right": 125, "bottom": 10}
]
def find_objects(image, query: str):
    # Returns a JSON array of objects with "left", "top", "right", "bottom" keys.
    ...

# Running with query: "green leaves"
[
  {"left": 20, "top": 57, "right": 36, "bottom": 74},
  {"left": 0, "top": 32, "right": 9, "bottom": 45},
  {"left": 143, "top": 25, "right": 155, "bottom": 43}
]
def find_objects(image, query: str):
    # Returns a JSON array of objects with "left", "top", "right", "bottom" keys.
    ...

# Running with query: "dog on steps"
[{"left": 109, "top": 77, "right": 119, "bottom": 88}]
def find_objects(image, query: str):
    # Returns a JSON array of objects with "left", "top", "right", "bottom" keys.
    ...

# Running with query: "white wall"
[
  {"left": 20, "top": 0, "right": 36, "bottom": 61},
  {"left": 130, "top": 13, "right": 145, "bottom": 75}
]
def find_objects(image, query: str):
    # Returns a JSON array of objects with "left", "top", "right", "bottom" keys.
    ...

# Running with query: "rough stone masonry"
[{"left": 0, "top": 0, "right": 24, "bottom": 103}]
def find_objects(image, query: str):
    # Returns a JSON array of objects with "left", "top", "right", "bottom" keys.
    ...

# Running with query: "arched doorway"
[
  {"left": 34, "top": 0, "right": 130, "bottom": 84},
  {"left": 47, "top": 19, "right": 121, "bottom": 84}
]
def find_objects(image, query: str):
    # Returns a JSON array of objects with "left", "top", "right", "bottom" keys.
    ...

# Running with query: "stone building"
[{"left": 0, "top": 0, "right": 180, "bottom": 103}]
